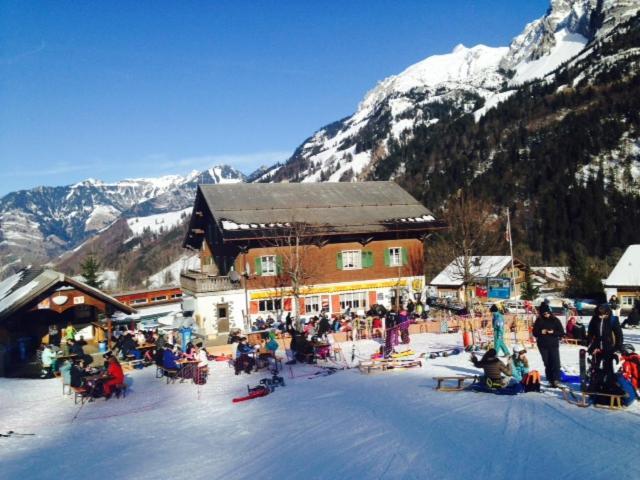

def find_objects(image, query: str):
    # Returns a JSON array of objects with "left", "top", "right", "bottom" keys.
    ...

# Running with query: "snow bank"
[{"left": 126, "top": 208, "right": 191, "bottom": 239}]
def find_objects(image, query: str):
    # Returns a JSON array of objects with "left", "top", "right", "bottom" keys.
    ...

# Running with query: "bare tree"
[
  {"left": 428, "top": 190, "right": 504, "bottom": 306},
  {"left": 255, "top": 221, "right": 323, "bottom": 328}
]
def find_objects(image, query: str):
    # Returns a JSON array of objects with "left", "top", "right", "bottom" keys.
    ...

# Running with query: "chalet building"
[
  {"left": 181, "top": 182, "right": 444, "bottom": 337},
  {"left": 603, "top": 245, "right": 640, "bottom": 308},
  {"left": 429, "top": 256, "right": 527, "bottom": 301},
  {"left": 0, "top": 267, "right": 135, "bottom": 375}
]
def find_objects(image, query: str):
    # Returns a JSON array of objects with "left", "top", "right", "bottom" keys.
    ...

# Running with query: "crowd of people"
[{"left": 471, "top": 297, "right": 627, "bottom": 393}]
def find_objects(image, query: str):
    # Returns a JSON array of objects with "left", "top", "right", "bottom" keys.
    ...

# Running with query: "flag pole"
[{"left": 506, "top": 207, "right": 517, "bottom": 301}]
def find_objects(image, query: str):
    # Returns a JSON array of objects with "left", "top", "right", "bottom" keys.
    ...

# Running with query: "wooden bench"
[
  {"left": 433, "top": 376, "right": 478, "bottom": 392},
  {"left": 72, "top": 386, "right": 89, "bottom": 405},
  {"left": 157, "top": 367, "right": 179, "bottom": 384}
]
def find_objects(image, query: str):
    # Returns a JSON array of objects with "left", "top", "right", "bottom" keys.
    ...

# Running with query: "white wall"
[{"left": 192, "top": 289, "right": 246, "bottom": 336}]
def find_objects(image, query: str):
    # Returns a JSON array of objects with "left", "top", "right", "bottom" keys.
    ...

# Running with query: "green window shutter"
[
  {"left": 363, "top": 251, "right": 373, "bottom": 268},
  {"left": 384, "top": 248, "right": 390, "bottom": 267},
  {"left": 402, "top": 247, "right": 409, "bottom": 266},
  {"left": 255, "top": 257, "right": 262, "bottom": 276},
  {"left": 276, "top": 255, "right": 283, "bottom": 275},
  {"left": 336, "top": 252, "right": 343, "bottom": 270}
]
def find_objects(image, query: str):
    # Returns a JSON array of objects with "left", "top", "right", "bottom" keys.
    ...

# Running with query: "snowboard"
[
  {"left": 579, "top": 348, "right": 587, "bottom": 393},
  {"left": 429, "top": 348, "right": 462, "bottom": 359}
]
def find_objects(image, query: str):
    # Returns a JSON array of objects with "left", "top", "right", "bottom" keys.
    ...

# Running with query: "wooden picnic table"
[
  {"left": 56, "top": 353, "right": 78, "bottom": 362},
  {"left": 136, "top": 343, "right": 156, "bottom": 351}
]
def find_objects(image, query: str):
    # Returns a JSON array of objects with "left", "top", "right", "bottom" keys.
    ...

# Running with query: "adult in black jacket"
[
  {"left": 317, "top": 315, "right": 331, "bottom": 336},
  {"left": 587, "top": 304, "right": 623, "bottom": 386},
  {"left": 533, "top": 303, "right": 565, "bottom": 387}
]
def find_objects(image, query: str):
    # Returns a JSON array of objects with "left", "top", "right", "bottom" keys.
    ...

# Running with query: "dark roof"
[
  {"left": 0, "top": 267, "right": 136, "bottom": 322},
  {"left": 196, "top": 182, "right": 439, "bottom": 237}
]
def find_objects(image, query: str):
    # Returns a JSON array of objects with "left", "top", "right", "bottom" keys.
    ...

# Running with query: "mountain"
[
  {"left": 271, "top": 0, "right": 639, "bottom": 185},
  {"left": 0, "top": 165, "right": 245, "bottom": 275}
]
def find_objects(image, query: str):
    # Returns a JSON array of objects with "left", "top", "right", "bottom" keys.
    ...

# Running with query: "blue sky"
[{"left": 0, "top": 0, "right": 549, "bottom": 195}]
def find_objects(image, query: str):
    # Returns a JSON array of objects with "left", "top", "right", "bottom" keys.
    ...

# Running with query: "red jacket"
[{"left": 107, "top": 361, "right": 125, "bottom": 384}]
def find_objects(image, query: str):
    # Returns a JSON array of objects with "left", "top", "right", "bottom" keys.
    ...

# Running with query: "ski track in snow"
[{"left": 1, "top": 333, "right": 640, "bottom": 479}]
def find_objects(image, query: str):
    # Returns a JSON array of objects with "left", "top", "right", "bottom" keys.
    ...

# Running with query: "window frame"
[
  {"left": 260, "top": 255, "right": 277, "bottom": 276},
  {"left": 388, "top": 247, "right": 402, "bottom": 267},
  {"left": 341, "top": 250, "right": 362, "bottom": 270},
  {"left": 258, "top": 298, "right": 282, "bottom": 312},
  {"left": 339, "top": 291, "right": 368, "bottom": 311}
]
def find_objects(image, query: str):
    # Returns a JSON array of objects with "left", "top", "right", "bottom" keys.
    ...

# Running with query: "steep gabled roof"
[
  {"left": 604, "top": 245, "right": 640, "bottom": 287},
  {"left": 0, "top": 267, "right": 135, "bottom": 322}
]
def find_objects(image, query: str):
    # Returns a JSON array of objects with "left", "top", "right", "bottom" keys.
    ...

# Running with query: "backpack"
[{"left": 523, "top": 371, "right": 541, "bottom": 392}]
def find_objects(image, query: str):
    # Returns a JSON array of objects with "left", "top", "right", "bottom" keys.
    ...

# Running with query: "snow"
[
  {"left": 474, "top": 90, "right": 517, "bottom": 121},
  {"left": 604, "top": 245, "right": 640, "bottom": 287},
  {"left": 511, "top": 29, "right": 588, "bottom": 85},
  {"left": 0, "top": 278, "right": 39, "bottom": 317},
  {"left": 126, "top": 208, "right": 191, "bottom": 239},
  {"left": 2, "top": 331, "right": 640, "bottom": 480},
  {"left": 84, "top": 205, "right": 120, "bottom": 232},
  {"left": 147, "top": 254, "right": 200, "bottom": 288},
  {"left": 431, "top": 256, "right": 513, "bottom": 287}
]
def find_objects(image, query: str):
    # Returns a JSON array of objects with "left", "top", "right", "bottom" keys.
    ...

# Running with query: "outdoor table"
[
  {"left": 56, "top": 353, "right": 78, "bottom": 362},
  {"left": 83, "top": 374, "right": 113, "bottom": 399},
  {"left": 137, "top": 343, "right": 156, "bottom": 351},
  {"left": 176, "top": 359, "right": 199, "bottom": 382}
]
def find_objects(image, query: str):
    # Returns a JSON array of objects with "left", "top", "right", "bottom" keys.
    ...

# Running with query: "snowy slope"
[
  {"left": 147, "top": 254, "right": 200, "bottom": 288},
  {"left": 2, "top": 332, "right": 640, "bottom": 480},
  {"left": 126, "top": 208, "right": 191, "bottom": 240}
]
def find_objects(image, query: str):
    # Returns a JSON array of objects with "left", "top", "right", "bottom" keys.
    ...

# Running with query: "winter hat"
[
  {"left": 514, "top": 345, "right": 527, "bottom": 354},
  {"left": 538, "top": 303, "right": 551, "bottom": 315}
]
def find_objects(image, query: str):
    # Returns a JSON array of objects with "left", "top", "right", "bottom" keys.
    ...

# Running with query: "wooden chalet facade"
[{"left": 181, "top": 182, "right": 445, "bottom": 336}]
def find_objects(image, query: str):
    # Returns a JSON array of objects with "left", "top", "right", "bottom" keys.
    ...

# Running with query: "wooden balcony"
[{"left": 180, "top": 270, "right": 239, "bottom": 294}]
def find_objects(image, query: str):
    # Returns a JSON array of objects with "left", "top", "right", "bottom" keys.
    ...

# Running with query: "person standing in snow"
[
  {"left": 587, "top": 304, "right": 623, "bottom": 386},
  {"left": 533, "top": 303, "right": 565, "bottom": 388},
  {"left": 490, "top": 304, "right": 510, "bottom": 357},
  {"left": 608, "top": 295, "right": 621, "bottom": 320}
]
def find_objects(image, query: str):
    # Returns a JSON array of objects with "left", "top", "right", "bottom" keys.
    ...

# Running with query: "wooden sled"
[
  {"left": 433, "top": 376, "right": 478, "bottom": 392},
  {"left": 359, "top": 360, "right": 422, "bottom": 374},
  {"left": 562, "top": 338, "right": 584, "bottom": 347},
  {"left": 561, "top": 388, "right": 628, "bottom": 410}
]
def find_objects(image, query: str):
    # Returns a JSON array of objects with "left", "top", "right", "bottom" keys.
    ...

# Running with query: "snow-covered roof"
[
  {"left": 604, "top": 245, "right": 640, "bottom": 287},
  {"left": 430, "top": 256, "right": 514, "bottom": 287},
  {"left": 0, "top": 267, "right": 135, "bottom": 322},
  {"left": 531, "top": 266, "right": 568, "bottom": 284}
]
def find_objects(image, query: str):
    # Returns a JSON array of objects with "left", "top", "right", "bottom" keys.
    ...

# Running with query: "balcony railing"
[{"left": 180, "top": 270, "right": 239, "bottom": 294}]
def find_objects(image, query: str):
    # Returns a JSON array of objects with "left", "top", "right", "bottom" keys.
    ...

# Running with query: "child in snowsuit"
[
  {"left": 471, "top": 348, "right": 511, "bottom": 388},
  {"left": 490, "top": 304, "right": 510, "bottom": 357}
]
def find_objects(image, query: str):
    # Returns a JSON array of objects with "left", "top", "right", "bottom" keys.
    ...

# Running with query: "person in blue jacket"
[
  {"left": 491, "top": 304, "right": 510, "bottom": 357},
  {"left": 162, "top": 344, "right": 179, "bottom": 370},
  {"left": 510, "top": 346, "right": 530, "bottom": 382}
]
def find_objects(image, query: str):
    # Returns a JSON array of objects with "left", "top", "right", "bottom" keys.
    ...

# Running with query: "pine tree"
[
  {"left": 80, "top": 254, "right": 103, "bottom": 289},
  {"left": 520, "top": 267, "right": 540, "bottom": 300}
]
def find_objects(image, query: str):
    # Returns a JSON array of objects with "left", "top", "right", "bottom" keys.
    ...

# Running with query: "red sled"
[{"left": 232, "top": 386, "right": 269, "bottom": 403}]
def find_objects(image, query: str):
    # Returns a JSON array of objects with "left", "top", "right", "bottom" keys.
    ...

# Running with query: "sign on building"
[{"left": 487, "top": 277, "right": 511, "bottom": 299}]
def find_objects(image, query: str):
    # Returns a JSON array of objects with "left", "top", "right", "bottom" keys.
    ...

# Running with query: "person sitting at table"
[
  {"left": 235, "top": 337, "right": 256, "bottom": 375},
  {"left": 119, "top": 333, "right": 138, "bottom": 359},
  {"left": 102, "top": 357, "right": 125, "bottom": 400},
  {"left": 40, "top": 344, "right": 57, "bottom": 378},
  {"left": 70, "top": 358, "right": 88, "bottom": 388},
  {"left": 162, "top": 344, "right": 179, "bottom": 371},
  {"left": 291, "top": 331, "right": 315, "bottom": 364},
  {"left": 135, "top": 330, "right": 146, "bottom": 346}
]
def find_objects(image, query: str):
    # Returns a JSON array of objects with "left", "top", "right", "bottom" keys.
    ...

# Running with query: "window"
[
  {"left": 260, "top": 255, "right": 277, "bottom": 276},
  {"left": 258, "top": 298, "right": 282, "bottom": 312},
  {"left": 305, "top": 296, "right": 320, "bottom": 314},
  {"left": 171, "top": 293, "right": 183, "bottom": 299},
  {"left": 341, "top": 250, "right": 362, "bottom": 270},
  {"left": 339, "top": 292, "right": 367, "bottom": 311},
  {"left": 217, "top": 306, "right": 228, "bottom": 318},
  {"left": 151, "top": 295, "right": 167, "bottom": 302},
  {"left": 130, "top": 298, "right": 148, "bottom": 305},
  {"left": 388, "top": 247, "right": 402, "bottom": 267},
  {"left": 622, "top": 296, "right": 638, "bottom": 306}
]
